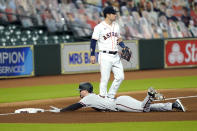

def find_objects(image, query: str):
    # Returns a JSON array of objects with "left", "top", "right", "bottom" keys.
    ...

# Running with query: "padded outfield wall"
[
  {"left": 0, "top": 38, "right": 196, "bottom": 78},
  {"left": 139, "top": 39, "right": 164, "bottom": 70}
]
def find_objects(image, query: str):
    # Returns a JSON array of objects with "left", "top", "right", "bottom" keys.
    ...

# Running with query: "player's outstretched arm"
[
  {"left": 60, "top": 103, "right": 84, "bottom": 112},
  {"left": 49, "top": 103, "right": 83, "bottom": 113}
]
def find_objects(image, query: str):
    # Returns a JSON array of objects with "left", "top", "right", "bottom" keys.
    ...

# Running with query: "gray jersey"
[
  {"left": 79, "top": 93, "right": 172, "bottom": 112},
  {"left": 79, "top": 93, "right": 118, "bottom": 111}
]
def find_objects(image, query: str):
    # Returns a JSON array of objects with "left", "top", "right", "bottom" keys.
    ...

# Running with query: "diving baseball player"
[
  {"left": 90, "top": 6, "right": 127, "bottom": 100},
  {"left": 49, "top": 82, "right": 186, "bottom": 113}
]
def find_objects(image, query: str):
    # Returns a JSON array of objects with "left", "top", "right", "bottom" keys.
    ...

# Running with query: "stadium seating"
[
  {"left": 0, "top": 24, "right": 75, "bottom": 46},
  {"left": 0, "top": 0, "right": 197, "bottom": 46}
]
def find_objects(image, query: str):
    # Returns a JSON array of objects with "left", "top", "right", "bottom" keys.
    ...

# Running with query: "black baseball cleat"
[{"left": 172, "top": 99, "right": 186, "bottom": 112}]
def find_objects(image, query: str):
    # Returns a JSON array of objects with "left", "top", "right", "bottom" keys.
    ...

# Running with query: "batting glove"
[{"left": 49, "top": 106, "right": 60, "bottom": 113}]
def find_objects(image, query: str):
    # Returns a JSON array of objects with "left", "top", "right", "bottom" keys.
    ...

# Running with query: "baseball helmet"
[
  {"left": 78, "top": 82, "right": 93, "bottom": 93},
  {"left": 103, "top": 6, "right": 117, "bottom": 18}
]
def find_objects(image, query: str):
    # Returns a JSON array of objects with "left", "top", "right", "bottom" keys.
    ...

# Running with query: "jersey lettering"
[
  {"left": 92, "top": 21, "right": 120, "bottom": 51},
  {"left": 103, "top": 32, "right": 118, "bottom": 40}
]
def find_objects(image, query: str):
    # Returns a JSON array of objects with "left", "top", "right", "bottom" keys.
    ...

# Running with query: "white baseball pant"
[
  {"left": 98, "top": 52, "right": 124, "bottom": 98},
  {"left": 115, "top": 95, "right": 172, "bottom": 112}
]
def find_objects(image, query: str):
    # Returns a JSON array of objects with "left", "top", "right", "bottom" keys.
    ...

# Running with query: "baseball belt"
[{"left": 102, "top": 51, "right": 117, "bottom": 55}]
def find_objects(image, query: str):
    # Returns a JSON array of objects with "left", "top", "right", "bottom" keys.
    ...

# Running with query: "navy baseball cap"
[
  {"left": 78, "top": 82, "right": 93, "bottom": 93},
  {"left": 103, "top": 6, "right": 117, "bottom": 17}
]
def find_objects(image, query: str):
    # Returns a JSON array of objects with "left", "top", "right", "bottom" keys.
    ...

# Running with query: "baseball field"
[{"left": 0, "top": 68, "right": 197, "bottom": 130}]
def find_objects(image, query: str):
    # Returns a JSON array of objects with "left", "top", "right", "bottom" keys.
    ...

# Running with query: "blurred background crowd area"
[{"left": 0, "top": 0, "right": 197, "bottom": 46}]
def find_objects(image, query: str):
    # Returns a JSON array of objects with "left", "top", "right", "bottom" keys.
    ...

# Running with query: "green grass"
[
  {"left": 0, "top": 76, "right": 197, "bottom": 130},
  {"left": 119, "top": 75, "right": 197, "bottom": 92},
  {"left": 0, "top": 84, "right": 79, "bottom": 103},
  {"left": 0, "top": 76, "right": 197, "bottom": 103},
  {"left": 0, "top": 121, "right": 197, "bottom": 131}
]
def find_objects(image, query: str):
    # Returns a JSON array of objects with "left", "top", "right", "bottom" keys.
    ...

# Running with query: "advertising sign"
[
  {"left": 165, "top": 39, "right": 197, "bottom": 68},
  {"left": 61, "top": 41, "right": 139, "bottom": 74},
  {"left": 0, "top": 46, "right": 34, "bottom": 78},
  {"left": 61, "top": 42, "right": 99, "bottom": 74}
]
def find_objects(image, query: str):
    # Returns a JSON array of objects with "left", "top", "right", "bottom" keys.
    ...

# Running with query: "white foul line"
[
  {"left": 0, "top": 113, "right": 17, "bottom": 116},
  {"left": 155, "top": 95, "right": 197, "bottom": 101}
]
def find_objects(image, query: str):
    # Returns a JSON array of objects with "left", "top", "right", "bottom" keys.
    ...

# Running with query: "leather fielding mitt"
[{"left": 121, "top": 46, "right": 132, "bottom": 62}]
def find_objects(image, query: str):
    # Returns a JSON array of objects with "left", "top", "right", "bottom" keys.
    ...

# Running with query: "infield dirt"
[{"left": 0, "top": 68, "right": 197, "bottom": 123}]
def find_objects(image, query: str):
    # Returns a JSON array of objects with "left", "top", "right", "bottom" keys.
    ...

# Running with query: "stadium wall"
[
  {"left": 139, "top": 39, "right": 164, "bottom": 70},
  {"left": 34, "top": 44, "right": 61, "bottom": 76},
  {"left": 0, "top": 38, "right": 197, "bottom": 78}
]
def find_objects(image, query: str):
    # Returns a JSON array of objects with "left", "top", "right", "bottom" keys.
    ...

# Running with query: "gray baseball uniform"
[
  {"left": 79, "top": 93, "right": 118, "bottom": 111},
  {"left": 54, "top": 82, "right": 184, "bottom": 113},
  {"left": 115, "top": 96, "right": 172, "bottom": 112},
  {"left": 78, "top": 93, "right": 172, "bottom": 112}
]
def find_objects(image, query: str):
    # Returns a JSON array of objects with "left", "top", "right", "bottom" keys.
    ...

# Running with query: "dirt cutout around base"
[{"left": 0, "top": 68, "right": 197, "bottom": 123}]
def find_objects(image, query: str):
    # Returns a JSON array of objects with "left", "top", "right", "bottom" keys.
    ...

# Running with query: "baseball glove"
[{"left": 121, "top": 46, "right": 132, "bottom": 62}]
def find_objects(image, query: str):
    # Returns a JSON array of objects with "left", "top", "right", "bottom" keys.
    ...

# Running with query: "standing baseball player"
[
  {"left": 49, "top": 82, "right": 186, "bottom": 113},
  {"left": 90, "top": 6, "right": 127, "bottom": 100}
]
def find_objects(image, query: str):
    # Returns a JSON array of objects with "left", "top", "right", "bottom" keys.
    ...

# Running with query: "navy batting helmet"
[
  {"left": 103, "top": 6, "right": 117, "bottom": 18},
  {"left": 78, "top": 82, "right": 93, "bottom": 93}
]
